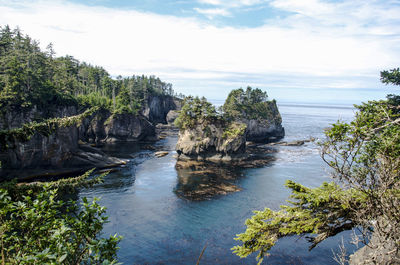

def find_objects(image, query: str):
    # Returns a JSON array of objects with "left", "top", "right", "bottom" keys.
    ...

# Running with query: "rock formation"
[
  {"left": 175, "top": 88, "right": 285, "bottom": 163},
  {"left": 0, "top": 109, "right": 127, "bottom": 179},
  {"left": 241, "top": 100, "right": 285, "bottom": 142},
  {"left": 222, "top": 87, "right": 284, "bottom": 143},
  {"left": 176, "top": 122, "right": 246, "bottom": 162},
  {"left": 142, "top": 95, "right": 182, "bottom": 124},
  {"left": 0, "top": 94, "right": 180, "bottom": 178}
]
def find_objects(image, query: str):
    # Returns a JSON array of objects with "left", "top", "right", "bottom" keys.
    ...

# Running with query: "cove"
[{"left": 78, "top": 103, "right": 359, "bottom": 264}]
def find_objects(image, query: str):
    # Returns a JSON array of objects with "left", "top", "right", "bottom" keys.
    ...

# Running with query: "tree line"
[{"left": 0, "top": 25, "right": 177, "bottom": 119}]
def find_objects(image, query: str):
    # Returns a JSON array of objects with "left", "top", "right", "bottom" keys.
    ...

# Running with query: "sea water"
[{"left": 78, "top": 103, "right": 358, "bottom": 264}]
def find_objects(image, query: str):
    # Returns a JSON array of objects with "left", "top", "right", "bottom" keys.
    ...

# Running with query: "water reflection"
[
  {"left": 99, "top": 141, "right": 156, "bottom": 159},
  {"left": 174, "top": 160, "right": 244, "bottom": 200},
  {"left": 173, "top": 144, "right": 283, "bottom": 201}
]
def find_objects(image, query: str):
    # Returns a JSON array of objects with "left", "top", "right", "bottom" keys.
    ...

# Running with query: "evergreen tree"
[{"left": 232, "top": 71, "right": 400, "bottom": 264}]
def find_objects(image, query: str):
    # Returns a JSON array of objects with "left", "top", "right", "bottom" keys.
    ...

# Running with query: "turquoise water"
[{"left": 78, "top": 103, "right": 358, "bottom": 264}]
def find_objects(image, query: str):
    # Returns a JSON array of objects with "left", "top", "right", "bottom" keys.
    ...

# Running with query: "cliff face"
[
  {"left": 176, "top": 122, "right": 246, "bottom": 162},
  {"left": 0, "top": 95, "right": 181, "bottom": 176},
  {"left": 142, "top": 95, "right": 182, "bottom": 124},
  {"left": 104, "top": 113, "right": 155, "bottom": 142},
  {"left": 0, "top": 105, "right": 78, "bottom": 130},
  {"left": 79, "top": 110, "right": 155, "bottom": 143},
  {"left": 243, "top": 101, "right": 285, "bottom": 142},
  {"left": 0, "top": 109, "right": 126, "bottom": 176},
  {"left": 2, "top": 125, "right": 79, "bottom": 170},
  {"left": 222, "top": 87, "right": 285, "bottom": 143}
]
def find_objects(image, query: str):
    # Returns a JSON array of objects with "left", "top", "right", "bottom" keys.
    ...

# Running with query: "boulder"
[{"left": 155, "top": 151, "right": 169, "bottom": 157}]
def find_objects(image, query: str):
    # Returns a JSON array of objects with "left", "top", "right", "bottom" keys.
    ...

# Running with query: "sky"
[{"left": 1, "top": 0, "right": 400, "bottom": 104}]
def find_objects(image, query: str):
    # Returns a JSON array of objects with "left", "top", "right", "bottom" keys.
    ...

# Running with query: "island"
[{"left": 174, "top": 87, "right": 284, "bottom": 164}]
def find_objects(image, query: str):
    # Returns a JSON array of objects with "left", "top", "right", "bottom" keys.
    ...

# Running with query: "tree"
[
  {"left": 0, "top": 171, "right": 122, "bottom": 264},
  {"left": 174, "top": 96, "right": 219, "bottom": 130},
  {"left": 222, "top": 86, "right": 279, "bottom": 122},
  {"left": 381, "top": 68, "right": 400, "bottom": 86},
  {"left": 232, "top": 72, "right": 400, "bottom": 264},
  {"left": 0, "top": 25, "right": 177, "bottom": 117}
]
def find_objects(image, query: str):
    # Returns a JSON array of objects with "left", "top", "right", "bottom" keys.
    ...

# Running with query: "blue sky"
[
  {"left": 1, "top": 0, "right": 400, "bottom": 104},
  {"left": 66, "top": 0, "right": 289, "bottom": 28}
]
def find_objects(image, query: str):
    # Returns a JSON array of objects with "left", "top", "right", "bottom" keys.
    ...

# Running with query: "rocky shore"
[{"left": 0, "top": 95, "right": 181, "bottom": 179}]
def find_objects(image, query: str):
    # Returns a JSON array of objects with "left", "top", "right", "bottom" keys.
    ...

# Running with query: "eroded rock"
[{"left": 176, "top": 122, "right": 246, "bottom": 162}]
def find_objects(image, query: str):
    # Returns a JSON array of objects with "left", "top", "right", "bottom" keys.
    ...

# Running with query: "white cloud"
[
  {"left": 195, "top": 0, "right": 265, "bottom": 15},
  {"left": 198, "top": 0, "right": 223, "bottom": 5},
  {"left": 198, "top": 0, "right": 264, "bottom": 7},
  {"left": 0, "top": 0, "right": 399, "bottom": 102},
  {"left": 193, "top": 7, "right": 231, "bottom": 18}
]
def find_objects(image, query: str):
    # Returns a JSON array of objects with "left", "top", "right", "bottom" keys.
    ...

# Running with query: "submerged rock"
[
  {"left": 174, "top": 160, "right": 242, "bottom": 200},
  {"left": 155, "top": 151, "right": 169, "bottom": 157},
  {"left": 269, "top": 140, "right": 306, "bottom": 146}
]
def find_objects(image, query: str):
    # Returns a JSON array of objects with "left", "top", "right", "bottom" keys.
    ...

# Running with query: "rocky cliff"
[
  {"left": 176, "top": 122, "right": 246, "bottom": 162},
  {"left": 222, "top": 87, "right": 284, "bottom": 143},
  {"left": 242, "top": 100, "right": 285, "bottom": 142},
  {"left": 175, "top": 89, "right": 286, "bottom": 164},
  {"left": 142, "top": 95, "right": 182, "bottom": 124},
  {"left": 0, "top": 109, "right": 126, "bottom": 179},
  {"left": 0, "top": 95, "right": 180, "bottom": 178},
  {"left": 174, "top": 96, "right": 247, "bottom": 162},
  {"left": 79, "top": 109, "right": 156, "bottom": 143}
]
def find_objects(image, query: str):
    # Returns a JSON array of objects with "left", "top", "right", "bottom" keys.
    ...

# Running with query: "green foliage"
[
  {"left": 222, "top": 122, "right": 247, "bottom": 139},
  {"left": 381, "top": 68, "right": 400, "bottom": 86},
  {"left": 0, "top": 169, "right": 104, "bottom": 201},
  {"left": 0, "top": 26, "right": 78, "bottom": 110},
  {"left": 0, "top": 25, "right": 175, "bottom": 117},
  {"left": 174, "top": 96, "right": 220, "bottom": 130},
  {"left": 76, "top": 92, "right": 112, "bottom": 110},
  {"left": 222, "top": 86, "right": 281, "bottom": 122},
  {"left": 0, "top": 107, "right": 99, "bottom": 150},
  {"left": 113, "top": 85, "right": 140, "bottom": 115},
  {"left": 233, "top": 72, "right": 400, "bottom": 264},
  {"left": 0, "top": 171, "right": 121, "bottom": 264},
  {"left": 232, "top": 181, "right": 363, "bottom": 264}
]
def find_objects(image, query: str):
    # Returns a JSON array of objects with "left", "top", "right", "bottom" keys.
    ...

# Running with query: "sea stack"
[
  {"left": 175, "top": 87, "right": 284, "bottom": 162},
  {"left": 222, "top": 86, "right": 284, "bottom": 143},
  {"left": 175, "top": 96, "right": 247, "bottom": 162}
]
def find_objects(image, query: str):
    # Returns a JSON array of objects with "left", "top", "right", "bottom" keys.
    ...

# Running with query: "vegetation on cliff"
[
  {"left": 222, "top": 86, "right": 281, "bottom": 123},
  {"left": 0, "top": 106, "right": 98, "bottom": 150},
  {"left": 174, "top": 87, "right": 285, "bottom": 158},
  {"left": 174, "top": 96, "right": 220, "bottom": 130},
  {"left": 174, "top": 96, "right": 247, "bottom": 158},
  {"left": 232, "top": 72, "right": 400, "bottom": 264},
  {"left": 0, "top": 25, "right": 177, "bottom": 119},
  {"left": 174, "top": 96, "right": 248, "bottom": 140},
  {"left": 0, "top": 170, "right": 121, "bottom": 264}
]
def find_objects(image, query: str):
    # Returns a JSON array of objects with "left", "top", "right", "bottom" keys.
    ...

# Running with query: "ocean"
[{"left": 78, "top": 102, "right": 358, "bottom": 264}]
